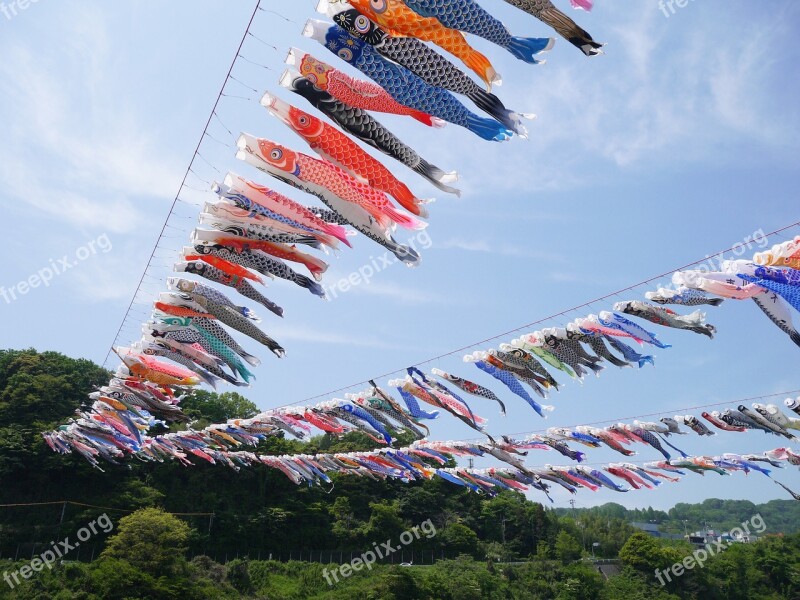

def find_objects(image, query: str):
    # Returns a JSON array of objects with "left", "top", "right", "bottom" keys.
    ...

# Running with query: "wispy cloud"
[
  {"left": 438, "top": 238, "right": 563, "bottom": 261},
  {"left": 0, "top": 7, "right": 182, "bottom": 233}
]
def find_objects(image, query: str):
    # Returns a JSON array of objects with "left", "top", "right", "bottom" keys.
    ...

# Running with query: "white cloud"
[{"left": 0, "top": 7, "right": 183, "bottom": 233}]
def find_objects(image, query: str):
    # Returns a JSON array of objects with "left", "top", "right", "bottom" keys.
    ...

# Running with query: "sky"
[{"left": 1, "top": 0, "right": 799, "bottom": 514}]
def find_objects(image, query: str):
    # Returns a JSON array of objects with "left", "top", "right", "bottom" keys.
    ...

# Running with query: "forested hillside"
[{"left": 1, "top": 348, "right": 798, "bottom": 599}]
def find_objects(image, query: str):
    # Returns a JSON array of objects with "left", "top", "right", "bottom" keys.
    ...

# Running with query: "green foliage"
[
  {"left": 101, "top": 508, "right": 191, "bottom": 577},
  {"left": 555, "top": 530, "right": 582, "bottom": 562},
  {"left": 2, "top": 349, "right": 800, "bottom": 599},
  {"left": 441, "top": 523, "right": 480, "bottom": 558},
  {"left": 179, "top": 390, "right": 259, "bottom": 424}
]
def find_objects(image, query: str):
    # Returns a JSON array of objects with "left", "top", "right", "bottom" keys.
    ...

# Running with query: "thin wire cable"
[
  {"left": 101, "top": 0, "right": 263, "bottom": 368},
  {"left": 276, "top": 221, "right": 800, "bottom": 409}
]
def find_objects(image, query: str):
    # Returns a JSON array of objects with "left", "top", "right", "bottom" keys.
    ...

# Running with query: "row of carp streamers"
[
  {"left": 41, "top": 377, "right": 800, "bottom": 500},
  {"left": 42, "top": 232, "right": 800, "bottom": 497},
  {"left": 39, "top": 2, "right": 604, "bottom": 454},
  {"left": 103, "top": 0, "right": 608, "bottom": 386}
]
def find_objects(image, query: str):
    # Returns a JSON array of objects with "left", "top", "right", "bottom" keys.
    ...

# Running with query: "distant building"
[{"left": 629, "top": 522, "right": 684, "bottom": 540}]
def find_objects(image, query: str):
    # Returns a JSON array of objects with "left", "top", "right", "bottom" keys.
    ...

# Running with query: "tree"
[
  {"left": 555, "top": 531, "right": 582, "bottom": 563},
  {"left": 101, "top": 507, "right": 191, "bottom": 576},
  {"left": 441, "top": 522, "right": 480, "bottom": 558},
  {"left": 179, "top": 390, "right": 259, "bottom": 424}
]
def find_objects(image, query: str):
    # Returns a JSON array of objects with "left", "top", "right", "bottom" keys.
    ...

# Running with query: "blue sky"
[{"left": 1, "top": 0, "right": 799, "bottom": 512}]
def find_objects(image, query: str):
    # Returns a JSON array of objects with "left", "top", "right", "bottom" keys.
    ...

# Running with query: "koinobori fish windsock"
[
  {"left": 280, "top": 70, "right": 460, "bottom": 196},
  {"left": 327, "top": 6, "right": 532, "bottom": 135},
  {"left": 500, "top": 0, "right": 603, "bottom": 56},
  {"left": 295, "top": 33, "right": 513, "bottom": 142},
  {"left": 237, "top": 133, "right": 422, "bottom": 266},
  {"left": 261, "top": 92, "right": 430, "bottom": 218},
  {"left": 398, "top": 0, "right": 555, "bottom": 64},
  {"left": 326, "top": 0, "right": 501, "bottom": 88},
  {"left": 285, "top": 48, "right": 441, "bottom": 127}
]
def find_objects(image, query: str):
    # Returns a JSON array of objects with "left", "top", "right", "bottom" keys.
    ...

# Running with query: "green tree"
[
  {"left": 441, "top": 522, "right": 480, "bottom": 557},
  {"left": 101, "top": 507, "right": 191, "bottom": 576},
  {"left": 555, "top": 530, "right": 582, "bottom": 563},
  {"left": 180, "top": 390, "right": 259, "bottom": 424}
]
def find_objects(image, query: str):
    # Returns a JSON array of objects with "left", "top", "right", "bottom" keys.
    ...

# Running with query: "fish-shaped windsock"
[
  {"left": 300, "top": 28, "right": 513, "bottom": 142},
  {"left": 175, "top": 261, "right": 283, "bottom": 318},
  {"left": 237, "top": 134, "right": 422, "bottom": 266},
  {"left": 614, "top": 301, "right": 716, "bottom": 339},
  {"left": 332, "top": 0, "right": 500, "bottom": 88},
  {"left": 602, "top": 336, "right": 654, "bottom": 368},
  {"left": 221, "top": 173, "right": 351, "bottom": 247},
  {"left": 115, "top": 348, "right": 201, "bottom": 387},
  {"left": 281, "top": 71, "right": 460, "bottom": 196},
  {"left": 168, "top": 278, "right": 260, "bottom": 322},
  {"left": 195, "top": 227, "right": 328, "bottom": 282},
  {"left": 753, "top": 290, "right": 800, "bottom": 346},
  {"left": 250, "top": 132, "right": 425, "bottom": 232},
  {"left": 500, "top": 0, "right": 603, "bottom": 56},
  {"left": 188, "top": 240, "right": 326, "bottom": 299},
  {"left": 431, "top": 369, "right": 506, "bottom": 415},
  {"left": 328, "top": 7, "right": 530, "bottom": 135},
  {"left": 400, "top": 0, "right": 554, "bottom": 64},
  {"left": 753, "top": 265, "right": 800, "bottom": 286},
  {"left": 739, "top": 274, "right": 800, "bottom": 315},
  {"left": 598, "top": 312, "right": 671, "bottom": 349},
  {"left": 468, "top": 355, "right": 553, "bottom": 417},
  {"left": 754, "top": 236, "right": 800, "bottom": 268},
  {"left": 775, "top": 480, "right": 800, "bottom": 501},
  {"left": 262, "top": 93, "right": 430, "bottom": 218},
  {"left": 563, "top": 325, "right": 630, "bottom": 368},
  {"left": 646, "top": 286, "right": 724, "bottom": 307},
  {"left": 286, "top": 48, "right": 440, "bottom": 127}
]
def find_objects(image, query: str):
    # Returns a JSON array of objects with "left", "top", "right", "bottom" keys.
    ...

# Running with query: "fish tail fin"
[
  {"left": 638, "top": 355, "right": 655, "bottom": 368},
  {"left": 413, "top": 160, "right": 461, "bottom": 197},
  {"left": 790, "top": 330, "right": 800, "bottom": 348},
  {"left": 576, "top": 452, "right": 586, "bottom": 463},
  {"left": 506, "top": 36, "right": 555, "bottom": 63},
  {"left": 605, "top": 354, "right": 631, "bottom": 368},
  {"left": 198, "top": 370, "right": 222, "bottom": 389},
  {"left": 242, "top": 353, "right": 261, "bottom": 367},
  {"left": 539, "top": 7, "right": 603, "bottom": 56},
  {"left": 409, "top": 109, "right": 444, "bottom": 128},
  {"left": 692, "top": 325, "right": 716, "bottom": 339},
  {"left": 303, "top": 255, "right": 329, "bottom": 281},
  {"left": 462, "top": 49, "right": 500, "bottom": 90},
  {"left": 386, "top": 182, "right": 427, "bottom": 218},
  {"left": 295, "top": 274, "right": 327, "bottom": 298},
  {"left": 708, "top": 298, "right": 725, "bottom": 306},
  {"left": 467, "top": 88, "right": 533, "bottom": 137},
  {"left": 387, "top": 239, "right": 422, "bottom": 267},
  {"left": 465, "top": 113, "right": 514, "bottom": 142},
  {"left": 240, "top": 307, "right": 261, "bottom": 322},
  {"left": 382, "top": 204, "right": 428, "bottom": 231},
  {"left": 585, "top": 361, "right": 605, "bottom": 376},
  {"left": 321, "top": 223, "right": 352, "bottom": 248}
]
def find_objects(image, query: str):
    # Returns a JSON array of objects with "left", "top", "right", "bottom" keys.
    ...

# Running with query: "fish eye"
[
  {"left": 299, "top": 116, "right": 309, "bottom": 126},
  {"left": 270, "top": 148, "right": 283, "bottom": 161},
  {"left": 338, "top": 48, "right": 353, "bottom": 61},
  {"left": 370, "top": 0, "right": 387, "bottom": 14},
  {"left": 355, "top": 15, "right": 371, "bottom": 33}
]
